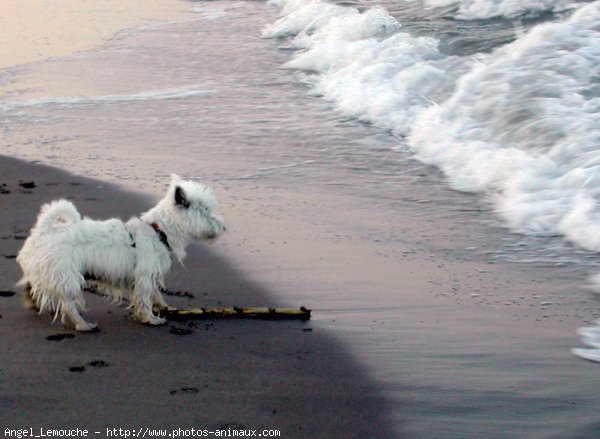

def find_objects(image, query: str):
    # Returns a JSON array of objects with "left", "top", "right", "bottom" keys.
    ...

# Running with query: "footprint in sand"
[{"left": 46, "top": 333, "right": 75, "bottom": 341}]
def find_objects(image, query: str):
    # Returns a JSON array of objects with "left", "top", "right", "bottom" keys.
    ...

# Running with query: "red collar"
[{"left": 150, "top": 222, "right": 171, "bottom": 252}]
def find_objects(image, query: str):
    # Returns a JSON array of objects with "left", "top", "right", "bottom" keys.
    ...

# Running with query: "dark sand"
[{"left": 0, "top": 156, "right": 393, "bottom": 437}]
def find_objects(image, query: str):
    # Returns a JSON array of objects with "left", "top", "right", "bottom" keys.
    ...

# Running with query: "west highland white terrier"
[{"left": 16, "top": 174, "right": 225, "bottom": 331}]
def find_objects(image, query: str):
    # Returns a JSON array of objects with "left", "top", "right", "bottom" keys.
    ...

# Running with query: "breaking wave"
[
  {"left": 264, "top": 0, "right": 600, "bottom": 261},
  {"left": 424, "top": 0, "right": 579, "bottom": 19}
]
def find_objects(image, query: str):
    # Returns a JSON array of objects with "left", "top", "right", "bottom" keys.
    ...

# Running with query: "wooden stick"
[{"left": 156, "top": 306, "right": 312, "bottom": 321}]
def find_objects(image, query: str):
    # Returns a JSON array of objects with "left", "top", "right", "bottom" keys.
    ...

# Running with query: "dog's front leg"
[
  {"left": 131, "top": 277, "right": 167, "bottom": 326},
  {"left": 153, "top": 288, "right": 169, "bottom": 310}
]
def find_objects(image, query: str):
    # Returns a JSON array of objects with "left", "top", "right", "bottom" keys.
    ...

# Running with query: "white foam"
[
  {"left": 190, "top": 2, "right": 248, "bottom": 20},
  {"left": 0, "top": 87, "right": 208, "bottom": 111},
  {"left": 263, "top": 0, "right": 358, "bottom": 39},
  {"left": 190, "top": 6, "right": 229, "bottom": 19},
  {"left": 578, "top": 326, "right": 600, "bottom": 348},
  {"left": 424, "top": 0, "right": 577, "bottom": 19},
  {"left": 264, "top": 0, "right": 462, "bottom": 135},
  {"left": 573, "top": 322, "right": 600, "bottom": 362},
  {"left": 409, "top": 2, "right": 600, "bottom": 252},
  {"left": 572, "top": 347, "right": 600, "bottom": 363},
  {"left": 265, "top": 0, "right": 600, "bottom": 271}
]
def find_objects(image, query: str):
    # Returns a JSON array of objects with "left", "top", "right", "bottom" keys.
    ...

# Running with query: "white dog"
[{"left": 16, "top": 174, "right": 225, "bottom": 331}]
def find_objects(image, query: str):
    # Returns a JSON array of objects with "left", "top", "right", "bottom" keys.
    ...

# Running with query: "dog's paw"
[
  {"left": 22, "top": 295, "right": 40, "bottom": 311},
  {"left": 142, "top": 314, "right": 167, "bottom": 326},
  {"left": 153, "top": 299, "right": 169, "bottom": 311},
  {"left": 75, "top": 321, "right": 99, "bottom": 332}
]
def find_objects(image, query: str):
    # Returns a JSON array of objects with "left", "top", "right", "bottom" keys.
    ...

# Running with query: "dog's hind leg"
[
  {"left": 55, "top": 275, "right": 97, "bottom": 332},
  {"left": 61, "top": 300, "right": 98, "bottom": 332}
]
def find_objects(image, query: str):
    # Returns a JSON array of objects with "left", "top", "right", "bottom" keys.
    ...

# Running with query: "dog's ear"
[{"left": 174, "top": 186, "right": 191, "bottom": 209}]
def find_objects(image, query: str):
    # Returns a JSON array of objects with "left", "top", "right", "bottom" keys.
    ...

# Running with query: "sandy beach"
[
  {"left": 0, "top": 0, "right": 187, "bottom": 69},
  {"left": 0, "top": 6, "right": 393, "bottom": 431},
  {"left": 2, "top": 0, "right": 600, "bottom": 437},
  {"left": 0, "top": 156, "right": 392, "bottom": 436}
]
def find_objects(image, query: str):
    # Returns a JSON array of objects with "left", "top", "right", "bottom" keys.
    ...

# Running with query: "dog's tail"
[
  {"left": 34, "top": 199, "right": 82, "bottom": 234},
  {"left": 16, "top": 200, "right": 82, "bottom": 291}
]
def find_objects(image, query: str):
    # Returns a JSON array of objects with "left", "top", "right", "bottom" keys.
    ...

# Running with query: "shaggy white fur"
[{"left": 16, "top": 174, "right": 225, "bottom": 331}]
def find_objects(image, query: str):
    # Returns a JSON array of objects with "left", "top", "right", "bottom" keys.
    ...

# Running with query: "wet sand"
[
  {"left": 0, "top": 0, "right": 186, "bottom": 69},
  {"left": 0, "top": 156, "right": 393, "bottom": 436}
]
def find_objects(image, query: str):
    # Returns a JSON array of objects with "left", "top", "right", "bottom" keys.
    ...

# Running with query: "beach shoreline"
[{"left": 2, "top": 0, "right": 600, "bottom": 436}]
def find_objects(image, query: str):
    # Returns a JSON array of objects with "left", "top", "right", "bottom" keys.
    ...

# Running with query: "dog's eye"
[{"left": 197, "top": 204, "right": 210, "bottom": 216}]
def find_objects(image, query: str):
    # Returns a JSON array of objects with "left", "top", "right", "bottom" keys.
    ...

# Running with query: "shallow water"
[{"left": 2, "top": 0, "right": 600, "bottom": 436}]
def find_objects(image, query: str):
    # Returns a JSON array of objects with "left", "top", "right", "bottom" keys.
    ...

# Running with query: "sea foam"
[
  {"left": 424, "top": 0, "right": 578, "bottom": 19},
  {"left": 409, "top": 2, "right": 600, "bottom": 250},
  {"left": 263, "top": 0, "right": 463, "bottom": 135},
  {"left": 265, "top": 0, "right": 600, "bottom": 250},
  {"left": 0, "top": 87, "right": 207, "bottom": 111}
]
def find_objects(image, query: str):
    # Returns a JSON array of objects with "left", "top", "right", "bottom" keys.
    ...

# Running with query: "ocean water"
[
  {"left": 2, "top": 0, "right": 600, "bottom": 436},
  {"left": 264, "top": 0, "right": 600, "bottom": 265},
  {"left": 263, "top": 0, "right": 600, "bottom": 378}
]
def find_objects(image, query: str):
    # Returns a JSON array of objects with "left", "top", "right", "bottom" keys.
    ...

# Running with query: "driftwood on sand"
[{"left": 156, "top": 306, "right": 312, "bottom": 321}]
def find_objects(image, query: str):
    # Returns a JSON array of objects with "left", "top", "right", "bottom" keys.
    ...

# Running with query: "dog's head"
[{"left": 167, "top": 174, "right": 225, "bottom": 242}]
